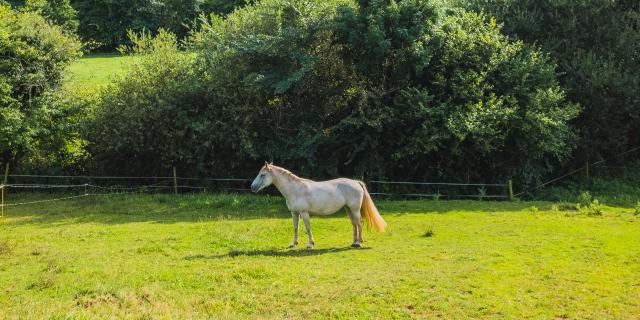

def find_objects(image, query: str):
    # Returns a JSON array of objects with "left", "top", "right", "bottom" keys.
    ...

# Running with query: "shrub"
[
  {"left": 576, "top": 192, "right": 604, "bottom": 216},
  {"left": 577, "top": 191, "right": 593, "bottom": 208},
  {"left": 72, "top": 0, "right": 249, "bottom": 51},
  {"left": 89, "top": 0, "right": 578, "bottom": 185},
  {"left": 457, "top": 0, "right": 640, "bottom": 165},
  {"left": 331, "top": 5, "right": 579, "bottom": 184},
  {"left": 583, "top": 199, "right": 603, "bottom": 216},
  {"left": 7, "top": 0, "right": 79, "bottom": 33},
  {"left": 89, "top": 30, "right": 197, "bottom": 175},
  {"left": 0, "top": 4, "right": 81, "bottom": 169}
]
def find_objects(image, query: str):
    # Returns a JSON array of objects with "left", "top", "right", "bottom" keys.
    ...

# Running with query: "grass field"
[
  {"left": 0, "top": 193, "right": 638, "bottom": 318},
  {"left": 64, "top": 53, "right": 140, "bottom": 91}
]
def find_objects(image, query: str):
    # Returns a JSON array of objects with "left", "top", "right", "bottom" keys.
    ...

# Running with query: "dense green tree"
[
  {"left": 457, "top": 0, "right": 640, "bottom": 164},
  {"left": 5, "top": 0, "right": 79, "bottom": 33},
  {"left": 70, "top": 0, "right": 249, "bottom": 50},
  {"left": 329, "top": 1, "right": 579, "bottom": 183},
  {"left": 90, "top": 0, "right": 578, "bottom": 186},
  {"left": 201, "top": 0, "right": 249, "bottom": 16},
  {"left": 0, "top": 4, "right": 81, "bottom": 168}
]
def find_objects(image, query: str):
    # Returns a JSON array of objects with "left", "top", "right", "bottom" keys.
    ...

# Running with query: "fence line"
[
  {"left": 0, "top": 176, "right": 510, "bottom": 209},
  {"left": 370, "top": 192, "right": 508, "bottom": 199},
  {"left": 8, "top": 174, "right": 250, "bottom": 182},
  {"left": 9, "top": 174, "right": 505, "bottom": 186},
  {"left": 369, "top": 180, "right": 506, "bottom": 187},
  {"left": 0, "top": 186, "right": 164, "bottom": 208},
  {"left": 1, "top": 193, "right": 91, "bottom": 207},
  {"left": 515, "top": 145, "right": 640, "bottom": 197}
]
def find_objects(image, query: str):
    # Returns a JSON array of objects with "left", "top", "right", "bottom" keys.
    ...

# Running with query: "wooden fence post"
[
  {"left": 173, "top": 166, "right": 178, "bottom": 195},
  {"left": 585, "top": 160, "right": 590, "bottom": 186},
  {"left": 3, "top": 162, "right": 8, "bottom": 185},
  {"left": 508, "top": 179, "right": 514, "bottom": 201},
  {"left": 2, "top": 163, "right": 9, "bottom": 218},
  {"left": 1, "top": 184, "right": 4, "bottom": 218}
]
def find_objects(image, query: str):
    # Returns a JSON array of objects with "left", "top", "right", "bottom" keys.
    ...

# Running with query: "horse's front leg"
[
  {"left": 289, "top": 212, "right": 299, "bottom": 248},
  {"left": 300, "top": 212, "right": 314, "bottom": 249}
]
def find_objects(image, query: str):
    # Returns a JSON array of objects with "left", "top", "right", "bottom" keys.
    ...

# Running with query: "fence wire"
[
  {"left": 0, "top": 175, "right": 510, "bottom": 209},
  {"left": 515, "top": 145, "right": 640, "bottom": 197}
]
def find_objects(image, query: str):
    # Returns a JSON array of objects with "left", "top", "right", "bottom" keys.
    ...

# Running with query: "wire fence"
[
  {"left": 4, "top": 144, "right": 637, "bottom": 210},
  {"left": 515, "top": 145, "right": 640, "bottom": 197},
  {"left": 0, "top": 174, "right": 512, "bottom": 211}
]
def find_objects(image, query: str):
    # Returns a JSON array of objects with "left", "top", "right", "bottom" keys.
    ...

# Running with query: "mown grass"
[
  {"left": 0, "top": 193, "right": 638, "bottom": 318},
  {"left": 64, "top": 53, "right": 140, "bottom": 91}
]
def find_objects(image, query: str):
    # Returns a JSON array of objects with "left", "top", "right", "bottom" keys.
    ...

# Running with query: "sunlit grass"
[
  {"left": 64, "top": 53, "right": 140, "bottom": 91},
  {"left": 0, "top": 193, "right": 638, "bottom": 318}
]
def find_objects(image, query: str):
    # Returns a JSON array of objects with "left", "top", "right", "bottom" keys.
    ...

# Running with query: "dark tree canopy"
[
  {"left": 458, "top": 0, "right": 640, "bottom": 164},
  {"left": 70, "top": 0, "right": 249, "bottom": 50},
  {"left": 89, "top": 0, "right": 578, "bottom": 186}
]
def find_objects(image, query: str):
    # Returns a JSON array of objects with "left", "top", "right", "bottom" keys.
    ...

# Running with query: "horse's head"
[{"left": 251, "top": 162, "right": 274, "bottom": 193}]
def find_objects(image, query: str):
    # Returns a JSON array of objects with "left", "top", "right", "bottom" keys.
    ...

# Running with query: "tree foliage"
[
  {"left": 89, "top": 30, "right": 198, "bottom": 174},
  {"left": 457, "top": 0, "right": 640, "bottom": 163},
  {"left": 71, "top": 0, "right": 249, "bottom": 50},
  {"left": 90, "top": 0, "right": 578, "bottom": 185},
  {"left": 0, "top": 3, "right": 81, "bottom": 167},
  {"left": 5, "top": 0, "right": 79, "bottom": 33}
]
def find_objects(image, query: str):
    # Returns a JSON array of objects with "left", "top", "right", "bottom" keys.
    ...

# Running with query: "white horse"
[{"left": 251, "top": 162, "right": 386, "bottom": 249}]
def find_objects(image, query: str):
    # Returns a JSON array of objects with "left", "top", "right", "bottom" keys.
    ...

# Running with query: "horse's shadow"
[{"left": 185, "top": 246, "right": 370, "bottom": 260}]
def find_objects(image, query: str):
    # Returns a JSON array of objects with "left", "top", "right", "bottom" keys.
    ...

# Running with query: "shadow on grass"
[{"left": 185, "top": 246, "right": 369, "bottom": 259}]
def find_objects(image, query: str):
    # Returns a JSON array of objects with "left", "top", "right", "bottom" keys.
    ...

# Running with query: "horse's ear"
[
  {"left": 264, "top": 161, "right": 270, "bottom": 169},
  {"left": 269, "top": 161, "right": 273, "bottom": 165}
]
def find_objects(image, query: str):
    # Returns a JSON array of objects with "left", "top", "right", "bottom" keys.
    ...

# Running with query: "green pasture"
[
  {"left": 64, "top": 53, "right": 140, "bottom": 91},
  {"left": 0, "top": 194, "right": 638, "bottom": 318}
]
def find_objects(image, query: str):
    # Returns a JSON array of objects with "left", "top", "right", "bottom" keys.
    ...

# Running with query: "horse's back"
[{"left": 311, "top": 178, "right": 364, "bottom": 212}]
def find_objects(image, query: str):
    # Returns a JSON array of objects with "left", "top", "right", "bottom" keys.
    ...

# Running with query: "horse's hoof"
[
  {"left": 307, "top": 244, "right": 314, "bottom": 249},
  {"left": 351, "top": 243, "right": 362, "bottom": 248},
  {"left": 288, "top": 241, "right": 298, "bottom": 248}
]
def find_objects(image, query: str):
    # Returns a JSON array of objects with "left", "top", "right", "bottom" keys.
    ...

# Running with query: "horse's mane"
[{"left": 270, "top": 165, "right": 306, "bottom": 182}]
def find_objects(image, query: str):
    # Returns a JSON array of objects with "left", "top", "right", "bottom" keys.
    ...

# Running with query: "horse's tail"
[{"left": 357, "top": 181, "right": 387, "bottom": 232}]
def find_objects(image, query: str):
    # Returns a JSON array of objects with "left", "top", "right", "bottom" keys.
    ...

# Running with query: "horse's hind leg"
[{"left": 347, "top": 207, "right": 363, "bottom": 248}]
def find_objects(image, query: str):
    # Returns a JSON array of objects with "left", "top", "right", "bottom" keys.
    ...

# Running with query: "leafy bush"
[
  {"left": 0, "top": 4, "right": 81, "bottom": 169},
  {"left": 89, "top": 0, "right": 578, "bottom": 185},
  {"left": 6, "top": 0, "right": 79, "bottom": 33},
  {"left": 325, "top": 3, "right": 579, "bottom": 183},
  {"left": 577, "top": 191, "right": 593, "bottom": 208},
  {"left": 576, "top": 191, "right": 603, "bottom": 216},
  {"left": 18, "top": 89, "right": 97, "bottom": 174},
  {"left": 72, "top": 0, "right": 249, "bottom": 51},
  {"left": 457, "top": 0, "right": 640, "bottom": 165},
  {"left": 583, "top": 199, "right": 603, "bottom": 216},
  {"left": 89, "top": 30, "right": 197, "bottom": 175}
]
